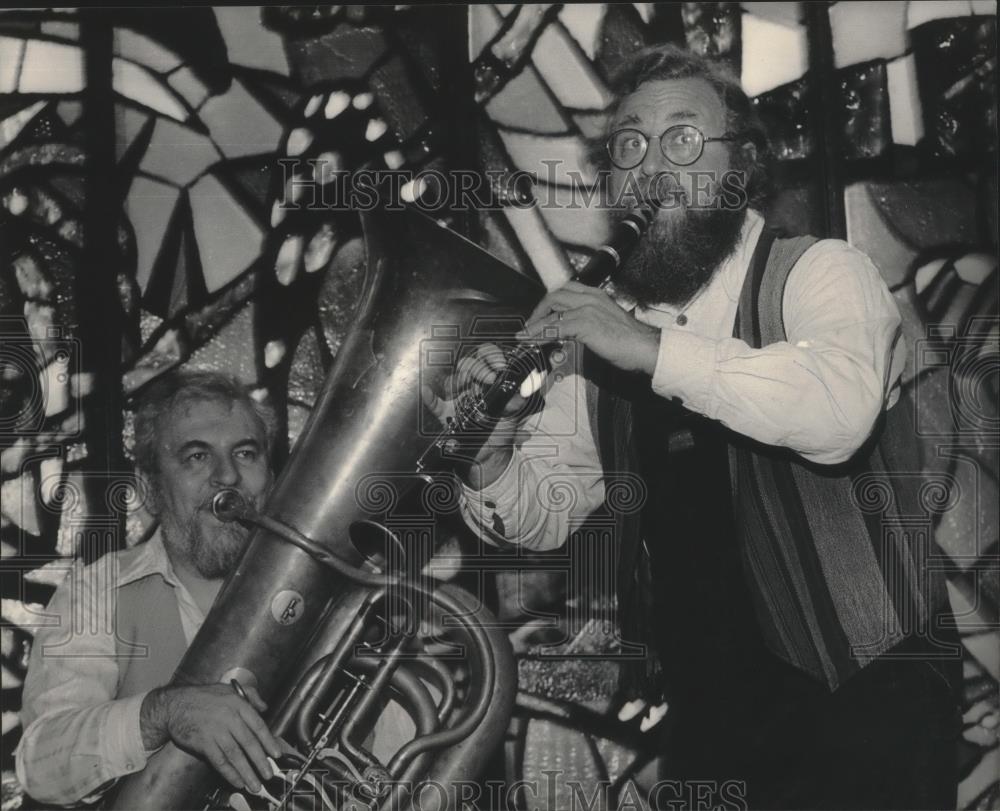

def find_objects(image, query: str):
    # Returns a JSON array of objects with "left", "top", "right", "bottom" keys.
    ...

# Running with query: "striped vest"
[
  {"left": 603, "top": 228, "right": 955, "bottom": 696},
  {"left": 728, "top": 228, "right": 952, "bottom": 690}
]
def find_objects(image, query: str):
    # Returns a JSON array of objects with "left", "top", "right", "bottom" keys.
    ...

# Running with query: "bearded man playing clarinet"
[{"left": 455, "top": 44, "right": 962, "bottom": 810}]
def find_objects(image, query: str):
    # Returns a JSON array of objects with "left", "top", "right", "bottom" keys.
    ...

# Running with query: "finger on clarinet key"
[
  {"left": 528, "top": 297, "right": 555, "bottom": 323},
  {"left": 517, "top": 316, "right": 545, "bottom": 339},
  {"left": 474, "top": 360, "right": 497, "bottom": 385},
  {"left": 476, "top": 343, "right": 508, "bottom": 373},
  {"left": 456, "top": 355, "right": 495, "bottom": 386},
  {"left": 518, "top": 313, "right": 561, "bottom": 340}
]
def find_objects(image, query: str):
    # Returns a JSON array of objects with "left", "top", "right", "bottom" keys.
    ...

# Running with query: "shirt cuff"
[
  {"left": 651, "top": 327, "right": 718, "bottom": 415},
  {"left": 105, "top": 691, "right": 153, "bottom": 775},
  {"left": 460, "top": 450, "right": 522, "bottom": 539}
]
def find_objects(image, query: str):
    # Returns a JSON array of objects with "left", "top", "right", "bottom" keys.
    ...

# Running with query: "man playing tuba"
[{"left": 17, "top": 372, "right": 283, "bottom": 804}]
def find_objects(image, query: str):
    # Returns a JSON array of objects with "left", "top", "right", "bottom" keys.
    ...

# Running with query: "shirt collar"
[{"left": 113, "top": 528, "right": 181, "bottom": 590}]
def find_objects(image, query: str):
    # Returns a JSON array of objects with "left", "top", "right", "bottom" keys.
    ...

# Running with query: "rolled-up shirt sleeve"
[
  {"left": 460, "top": 355, "right": 606, "bottom": 550},
  {"left": 651, "top": 239, "right": 905, "bottom": 465},
  {"left": 15, "top": 564, "right": 152, "bottom": 805}
]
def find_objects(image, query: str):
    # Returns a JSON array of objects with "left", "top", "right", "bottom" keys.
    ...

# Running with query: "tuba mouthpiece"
[{"left": 211, "top": 488, "right": 247, "bottom": 522}]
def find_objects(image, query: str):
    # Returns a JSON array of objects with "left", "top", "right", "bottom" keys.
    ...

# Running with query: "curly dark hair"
[
  {"left": 587, "top": 44, "right": 773, "bottom": 208},
  {"left": 133, "top": 370, "right": 277, "bottom": 478}
]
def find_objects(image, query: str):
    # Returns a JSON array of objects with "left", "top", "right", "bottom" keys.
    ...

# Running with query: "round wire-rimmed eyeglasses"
[{"left": 606, "top": 123, "right": 746, "bottom": 169}]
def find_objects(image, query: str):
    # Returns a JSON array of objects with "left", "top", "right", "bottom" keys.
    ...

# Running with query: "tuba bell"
[{"left": 110, "top": 206, "right": 545, "bottom": 810}]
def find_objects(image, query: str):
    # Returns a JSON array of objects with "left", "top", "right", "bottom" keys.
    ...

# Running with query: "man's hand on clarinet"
[
  {"left": 519, "top": 281, "right": 660, "bottom": 376},
  {"left": 421, "top": 343, "right": 534, "bottom": 490}
]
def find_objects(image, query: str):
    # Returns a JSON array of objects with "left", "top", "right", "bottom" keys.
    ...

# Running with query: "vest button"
[{"left": 676, "top": 314, "right": 688, "bottom": 326}]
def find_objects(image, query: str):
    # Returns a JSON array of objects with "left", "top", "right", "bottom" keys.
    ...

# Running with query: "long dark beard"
[{"left": 613, "top": 204, "right": 747, "bottom": 309}]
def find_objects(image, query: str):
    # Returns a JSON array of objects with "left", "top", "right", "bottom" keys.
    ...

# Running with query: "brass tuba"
[{"left": 111, "top": 206, "right": 544, "bottom": 810}]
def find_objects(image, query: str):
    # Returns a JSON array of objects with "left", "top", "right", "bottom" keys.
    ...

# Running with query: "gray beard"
[
  {"left": 161, "top": 505, "right": 252, "bottom": 580},
  {"left": 613, "top": 205, "right": 747, "bottom": 309}
]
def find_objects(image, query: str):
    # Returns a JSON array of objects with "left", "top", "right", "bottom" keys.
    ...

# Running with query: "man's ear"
[{"left": 741, "top": 141, "right": 757, "bottom": 166}]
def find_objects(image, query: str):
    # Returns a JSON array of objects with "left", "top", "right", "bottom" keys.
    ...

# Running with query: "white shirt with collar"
[
  {"left": 15, "top": 530, "right": 206, "bottom": 805},
  {"left": 460, "top": 209, "right": 906, "bottom": 550}
]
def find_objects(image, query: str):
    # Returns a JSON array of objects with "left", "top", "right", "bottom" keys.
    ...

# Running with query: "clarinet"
[
  {"left": 573, "top": 201, "right": 659, "bottom": 287},
  {"left": 415, "top": 201, "right": 659, "bottom": 473}
]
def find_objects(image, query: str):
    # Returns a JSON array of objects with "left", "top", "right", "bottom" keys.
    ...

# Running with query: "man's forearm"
[
  {"left": 652, "top": 326, "right": 893, "bottom": 463},
  {"left": 139, "top": 687, "right": 171, "bottom": 752},
  {"left": 15, "top": 695, "right": 151, "bottom": 805}
]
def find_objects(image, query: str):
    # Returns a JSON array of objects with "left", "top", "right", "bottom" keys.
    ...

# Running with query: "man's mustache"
[
  {"left": 611, "top": 179, "right": 688, "bottom": 217},
  {"left": 644, "top": 172, "right": 687, "bottom": 203}
]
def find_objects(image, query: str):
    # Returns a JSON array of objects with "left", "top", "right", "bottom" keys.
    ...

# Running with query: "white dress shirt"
[
  {"left": 460, "top": 209, "right": 905, "bottom": 550},
  {"left": 15, "top": 531, "right": 206, "bottom": 805}
]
